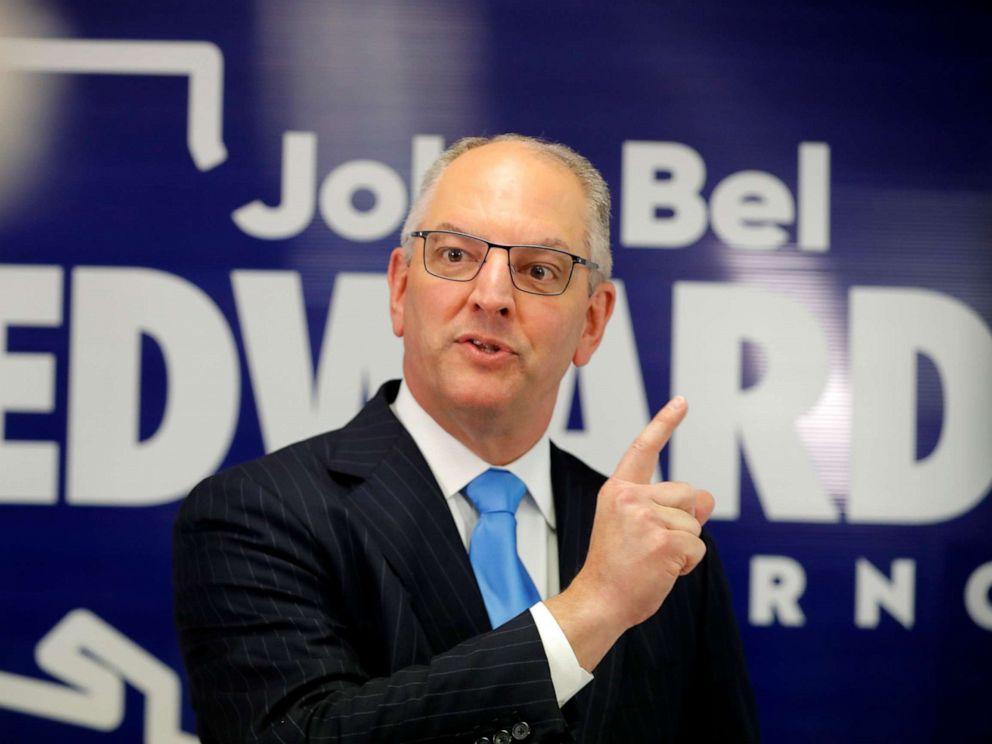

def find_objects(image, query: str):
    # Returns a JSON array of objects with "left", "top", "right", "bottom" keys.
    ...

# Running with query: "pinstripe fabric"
[{"left": 174, "top": 380, "right": 758, "bottom": 743}]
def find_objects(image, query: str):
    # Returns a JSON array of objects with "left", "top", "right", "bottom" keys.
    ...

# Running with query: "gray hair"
[{"left": 400, "top": 133, "right": 613, "bottom": 286}]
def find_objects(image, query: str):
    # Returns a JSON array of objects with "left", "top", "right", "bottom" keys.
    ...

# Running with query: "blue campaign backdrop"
[{"left": 1, "top": 1, "right": 990, "bottom": 741}]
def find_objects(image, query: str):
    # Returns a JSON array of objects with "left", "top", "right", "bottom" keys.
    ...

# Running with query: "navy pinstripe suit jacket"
[{"left": 174, "top": 380, "right": 758, "bottom": 743}]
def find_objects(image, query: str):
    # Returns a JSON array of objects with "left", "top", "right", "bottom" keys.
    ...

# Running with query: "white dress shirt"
[{"left": 391, "top": 381, "right": 593, "bottom": 707}]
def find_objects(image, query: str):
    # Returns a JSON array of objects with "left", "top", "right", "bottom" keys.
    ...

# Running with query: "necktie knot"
[{"left": 465, "top": 468, "right": 527, "bottom": 515}]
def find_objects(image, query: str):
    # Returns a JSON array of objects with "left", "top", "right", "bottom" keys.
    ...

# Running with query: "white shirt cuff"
[{"left": 529, "top": 601, "right": 594, "bottom": 707}]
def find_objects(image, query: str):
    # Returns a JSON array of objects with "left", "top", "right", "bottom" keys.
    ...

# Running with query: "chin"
[{"left": 441, "top": 372, "right": 522, "bottom": 413}]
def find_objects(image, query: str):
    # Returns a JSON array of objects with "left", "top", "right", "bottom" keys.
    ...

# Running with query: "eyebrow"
[{"left": 433, "top": 222, "right": 573, "bottom": 252}]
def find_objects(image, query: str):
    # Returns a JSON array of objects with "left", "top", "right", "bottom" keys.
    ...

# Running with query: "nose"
[{"left": 468, "top": 246, "right": 515, "bottom": 316}]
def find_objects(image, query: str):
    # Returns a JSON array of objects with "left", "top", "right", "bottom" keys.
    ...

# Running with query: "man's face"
[{"left": 388, "top": 141, "right": 615, "bottom": 434}]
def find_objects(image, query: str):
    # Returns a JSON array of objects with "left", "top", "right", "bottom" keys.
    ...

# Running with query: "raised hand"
[{"left": 545, "top": 396, "right": 715, "bottom": 671}]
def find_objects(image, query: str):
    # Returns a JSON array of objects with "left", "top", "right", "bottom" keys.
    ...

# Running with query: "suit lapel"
[
  {"left": 552, "top": 443, "right": 626, "bottom": 742},
  {"left": 326, "top": 387, "right": 627, "bottom": 736},
  {"left": 332, "top": 383, "right": 491, "bottom": 653}
]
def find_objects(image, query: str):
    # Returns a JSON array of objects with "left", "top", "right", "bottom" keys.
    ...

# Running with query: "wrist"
[{"left": 544, "top": 576, "right": 628, "bottom": 672}]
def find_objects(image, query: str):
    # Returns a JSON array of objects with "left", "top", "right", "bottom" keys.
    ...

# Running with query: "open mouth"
[
  {"left": 469, "top": 338, "right": 502, "bottom": 354},
  {"left": 457, "top": 333, "right": 513, "bottom": 356}
]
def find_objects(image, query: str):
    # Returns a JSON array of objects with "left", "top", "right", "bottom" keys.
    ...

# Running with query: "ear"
[
  {"left": 387, "top": 247, "right": 410, "bottom": 337},
  {"left": 573, "top": 280, "right": 616, "bottom": 367}
]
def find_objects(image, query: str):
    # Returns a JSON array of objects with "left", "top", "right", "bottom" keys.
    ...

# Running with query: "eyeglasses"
[{"left": 408, "top": 229, "right": 599, "bottom": 296}]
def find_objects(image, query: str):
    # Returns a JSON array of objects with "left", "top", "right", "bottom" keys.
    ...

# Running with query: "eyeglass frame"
[{"left": 407, "top": 229, "right": 600, "bottom": 297}]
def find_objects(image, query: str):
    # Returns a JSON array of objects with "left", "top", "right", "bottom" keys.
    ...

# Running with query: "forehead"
[{"left": 424, "top": 142, "right": 588, "bottom": 253}]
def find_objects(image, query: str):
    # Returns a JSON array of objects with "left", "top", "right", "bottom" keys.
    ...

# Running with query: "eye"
[
  {"left": 428, "top": 234, "right": 485, "bottom": 263},
  {"left": 524, "top": 262, "right": 559, "bottom": 282}
]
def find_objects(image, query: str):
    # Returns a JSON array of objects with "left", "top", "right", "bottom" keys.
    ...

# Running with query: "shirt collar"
[{"left": 391, "top": 380, "right": 555, "bottom": 529}]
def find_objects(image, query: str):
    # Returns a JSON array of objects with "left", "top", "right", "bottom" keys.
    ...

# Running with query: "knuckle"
[
  {"left": 650, "top": 528, "right": 672, "bottom": 552},
  {"left": 656, "top": 483, "right": 693, "bottom": 509},
  {"left": 615, "top": 483, "right": 641, "bottom": 507},
  {"left": 684, "top": 538, "right": 707, "bottom": 572},
  {"left": 628, "top": 437, "right": 651, "bottom": 456}
]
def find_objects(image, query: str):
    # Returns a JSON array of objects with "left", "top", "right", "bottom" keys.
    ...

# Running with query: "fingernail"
[{"left": 667, "top": 395, "right": 686, "bottom": 411}]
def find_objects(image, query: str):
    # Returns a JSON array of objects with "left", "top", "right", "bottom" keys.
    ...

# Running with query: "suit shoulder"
[
  {"left": 193, "top": 432, "right": 331, "bottom": 493},
  {"left": 180, "top": 426, "right": 376, "bottom": 529},
  {"left": 191, "top": 383, "right": 403, "bottom": 498}
]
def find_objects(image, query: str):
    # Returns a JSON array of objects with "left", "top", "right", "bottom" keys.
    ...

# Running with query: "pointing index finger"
[{"left": 612, "top": 396, "right": 688, "bottom": 484}]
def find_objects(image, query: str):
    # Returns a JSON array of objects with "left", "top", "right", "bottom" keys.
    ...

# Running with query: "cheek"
[
  {"left": 404, "top": 282, "right": 458, "bottom": 349},
  {"left": 560, "top": 298, "right": 591, "bottom": 338},
  {"left": 404, "top": 300, "right": 432, "bottom": 353},
  {"left": 531, "top": 305, "right": 586, "bottom": 362}
]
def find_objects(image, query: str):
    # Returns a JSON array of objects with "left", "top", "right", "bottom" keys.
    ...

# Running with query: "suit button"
[
  {"left": 511, "top": 721, "right": 531, "bottom": 740},
  {"left": 474, "top": 738, "right": 491, "bottom": 744},
  {"left": 493, "top": 731, "right": 511, "bottom": 744}
]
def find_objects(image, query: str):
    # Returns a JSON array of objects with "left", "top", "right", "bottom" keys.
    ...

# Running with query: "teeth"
[{"left": 471, "top": 339, "right": 499, "bottom": 353}]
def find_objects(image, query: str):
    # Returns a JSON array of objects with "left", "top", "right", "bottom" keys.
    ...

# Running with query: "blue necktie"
[{"left": 465, "top": 468, "right": 541, "bottom": 628}]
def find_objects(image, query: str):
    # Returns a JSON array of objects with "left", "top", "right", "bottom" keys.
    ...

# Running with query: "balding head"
[{"left": 401, "top": 134, "right": 613, "bottom": 286}]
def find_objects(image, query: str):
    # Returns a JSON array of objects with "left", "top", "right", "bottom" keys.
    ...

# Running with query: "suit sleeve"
[
  {"left": 683, "top": 530, "right": 761, "bottom": 742},
  {"left": 173, "top": 470, "right": 570, "bottom": 744}
]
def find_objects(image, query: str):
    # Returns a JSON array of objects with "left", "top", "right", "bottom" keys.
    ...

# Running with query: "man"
[{"left": 174, "top": 134, "right": 758, "bottom": 743}]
